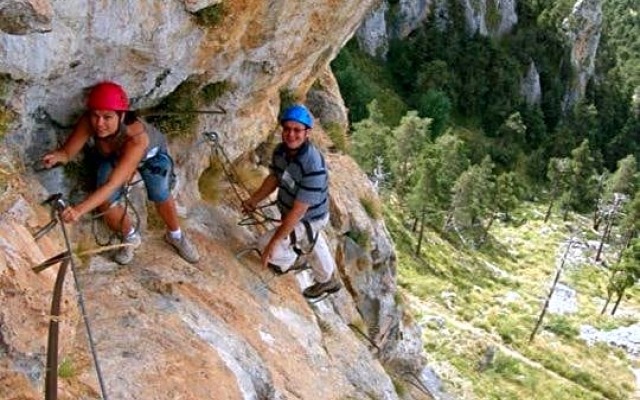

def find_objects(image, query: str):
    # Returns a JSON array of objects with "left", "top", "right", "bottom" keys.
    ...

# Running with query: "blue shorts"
[{"left": 96, "top": 152, "right": 175, "bottom": 204}]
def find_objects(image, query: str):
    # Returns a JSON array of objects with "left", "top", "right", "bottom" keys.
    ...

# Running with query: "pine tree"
[
  {"left": 389, "top": 111, "right": 432, "bottom": 200},
  {"left": 602, "top": 238, "right": 640, "bottom": 315},
  {"left": 545, "top": 157, "right": 572, "bottom": 222},
  {"left": 350, "top": 100, "right": 392, "bottom": 175},
  {"left": 445, "top": 156, "right": 495, "bottom": 245},
  {"left": 408, "top": 132, "right": 469, "bottom": 254}
]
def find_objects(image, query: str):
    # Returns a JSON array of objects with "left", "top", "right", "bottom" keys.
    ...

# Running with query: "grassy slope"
[{"left": 387, "top": 200, "right": 639, "bottom": 399}]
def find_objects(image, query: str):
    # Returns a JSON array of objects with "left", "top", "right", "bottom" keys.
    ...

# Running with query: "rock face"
[
  {"left": 394, "top": 0, "right": 433, "bottom": 39},
  {"left": 0, "top": 0, "right": 53, "bottom": 35},
  {"left": 0, "top": 155, "right": 433, "bottom": 399},
  {"left": 356, "top": 0, "right": 518, "bottom": 58},
  {"left": 355, "top": 1, "right": 390, "bottom": 59},
  {"left": 1, "top": 0, "right": 375, "bottom": 190},
  {"left": 458, "top": 0, "right": 518, "bottom": 36},
  {"left": 0, "top": 1, "right": 437, "bottom": 399},
  {"left": 355, "top": 0, "right": 600, "bottom": 112},
  {"left": 521, "top": 61, "right": 542, "bottom": 106},
  {"left": 562, "top": 0, "right": 603, "bottom": 111}
]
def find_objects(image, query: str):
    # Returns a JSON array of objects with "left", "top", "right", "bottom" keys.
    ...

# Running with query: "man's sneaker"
[
  {"left": 302, "top": 274, "right": 342, "bottom": 299},
  {"left": 114, "top": 231, "right": 142, "bottom": 265},
  {"left": 164, "top": 232, "right": 200, "bottom": 264}
]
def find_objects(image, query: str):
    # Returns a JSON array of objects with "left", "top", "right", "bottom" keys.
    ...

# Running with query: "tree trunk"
[
  {"left": 617, "top": 229, "right": 636, "bottom": 263},
  {"left": 593, "top": 216, "right": 601, "bottom": 231},
  {"left": 595, "top": 218, "right": 611, "bottom": 261},
  {"left": 530, "top": 239, "right": 574, "bottom": 343},
  {"left": 592, "top": 176, "right": 605, "bottom": 229},
  {"left": 601, "top": 291, "right": 613, "bottom": 315},
  {"left": 479, "top": 213, "right": 496, "bottom": 247},
  {"left": 443, "top": 209, "right": 454, "bottom": 232},
  {"left": 611, "top": 290, "right": 625, "bottom": 316},
  {"left": 415, "top": 207, "right": 426, "bottom": 256},
  {"left": 597, "top": 197, "right": 623, "bottom": 261},
  {"left": 544, "top": 200, "right": 554, "bottom": 223}
]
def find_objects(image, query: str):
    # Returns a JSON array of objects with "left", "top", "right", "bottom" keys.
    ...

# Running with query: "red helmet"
[{"left": 86, "top": 81, "right": 129, "bottom": 111}]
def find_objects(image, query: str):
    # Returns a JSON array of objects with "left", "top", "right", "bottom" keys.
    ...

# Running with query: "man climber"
[{"left": 242, "top": 104, "right": 341, "bottom": 299}]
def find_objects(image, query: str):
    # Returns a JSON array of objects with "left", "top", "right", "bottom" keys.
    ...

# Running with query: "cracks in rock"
[
  {"left": 0, "top": 319, "right": 44, "bottom": 384},
  {"left": 180, "top": 303, "right": 280, "bottom": 399},
  {"left": 0, "top": 317, "right": 11, "bottom": 358}
]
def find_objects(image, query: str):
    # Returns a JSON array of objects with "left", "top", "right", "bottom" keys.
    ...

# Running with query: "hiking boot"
[
  {"left": 165, "top": 232, "right": 200, "bottom": 264},
  {"left": 303, "top": 274, "right": 342, "bottom": 299},
  {"left": 114, "top": 231, "right": 141, "bottom": 265}
]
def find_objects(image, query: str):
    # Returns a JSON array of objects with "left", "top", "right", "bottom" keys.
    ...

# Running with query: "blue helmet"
[{"left": 280, "top": 104, "right": 313, "bottom": 129}]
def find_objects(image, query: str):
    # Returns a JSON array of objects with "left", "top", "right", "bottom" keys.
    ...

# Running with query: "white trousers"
[{"left": 258, "top": 214, "right": 335, "bottom": 283}]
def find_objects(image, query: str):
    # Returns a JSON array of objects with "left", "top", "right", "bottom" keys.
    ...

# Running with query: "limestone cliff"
[
  {"left": 561, "top": 0, "right": 603, "bottom": 111},
  {"left": 355, "top": 0, "right": 518, "bottom": 58},
  {"left": 355, "top": 0, "right": 601, "bottom": 113},
  {"left": 0, "top": 1, "right": 440, "bottom": 399}
]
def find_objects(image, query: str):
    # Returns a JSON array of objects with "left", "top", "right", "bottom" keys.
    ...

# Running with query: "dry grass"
[
  {"left": 388, "top": 201, "right": 637, "bottom": 400},
  {"left": 359, "top": 194, "right": 382, "bottom": 220},
  {"left": 198, "top": 158, "right": 224, "bottom": 204}
]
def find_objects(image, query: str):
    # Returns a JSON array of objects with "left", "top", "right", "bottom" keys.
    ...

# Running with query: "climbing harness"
[
  {"left": 289, "top": 219, "right": 320, "bottom": 259},
  {"left": 31, "top": 193, "right": 109, "bottom": 400},
  {"left": 32, "top": 158, "right": 141, "bottom": 248},
  {"left": 90, "top": 177, "right": 142, "bottom": 246}
]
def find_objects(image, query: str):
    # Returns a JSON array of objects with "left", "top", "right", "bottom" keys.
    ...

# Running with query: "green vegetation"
[
  {"left": 201, "top": 80, "right": 233, "bottom": 105},
  {"left": 323, "top": 121, "right": 349, "bottom": 153},
  {"left": 147, "top": 78, "right": 232, "bottom": 138},
  {"left": 147, "top": 80, "right": 200, "bottom": 138},
  {"left": 391, "top": 377, "right": 408, "bottom": 396},
  {"left": 346, "top": 228, "right": 371, "bottom": 251},
  {"left": 57, "top": 357, "right": 76, "bottom": 379},
  {"left": 336, "top": 0, "right": 640, "bottom": 276},
  {"left": 0, "top": 105, "right": 14, "bottom": 140},
  {"left": 198, "top": 159, "right": 223, "bottom": 204},
  {"left": 485, "top": 0, "right": 501, "bottom": 33},
  {"left": 332, "top": 0, "right": 639, "bottom": 172},
  {"left": 362, "top": 98, "right": 638, "bottom": 398},
  {"left": 386, "top": 199, "right": 636, "bottom": 399},
  {"left": 0, "top": 74, "right": 15, "bottom": 139},
  {"left": 279, "top": 88, "right": 299, "bottom": 110},
  {"left": 359, "top": 195, "right": 382, "bottom": 220},
  {"left": 544, "top": 315, "right": 579, "bottom": 340},
  {"left": 193, "top": 4, "right": 225, "bottom": 27},
  {"left": 332, "top": 41, "right": 407, "bottom": 125},
  {"left": 602, "top": 0, "right": 640, "bottom": 92}
]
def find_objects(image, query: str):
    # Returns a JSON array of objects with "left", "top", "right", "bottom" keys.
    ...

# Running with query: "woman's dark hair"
[{"left": 122, "top": 110, "right": 138, "bottom": 125}]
